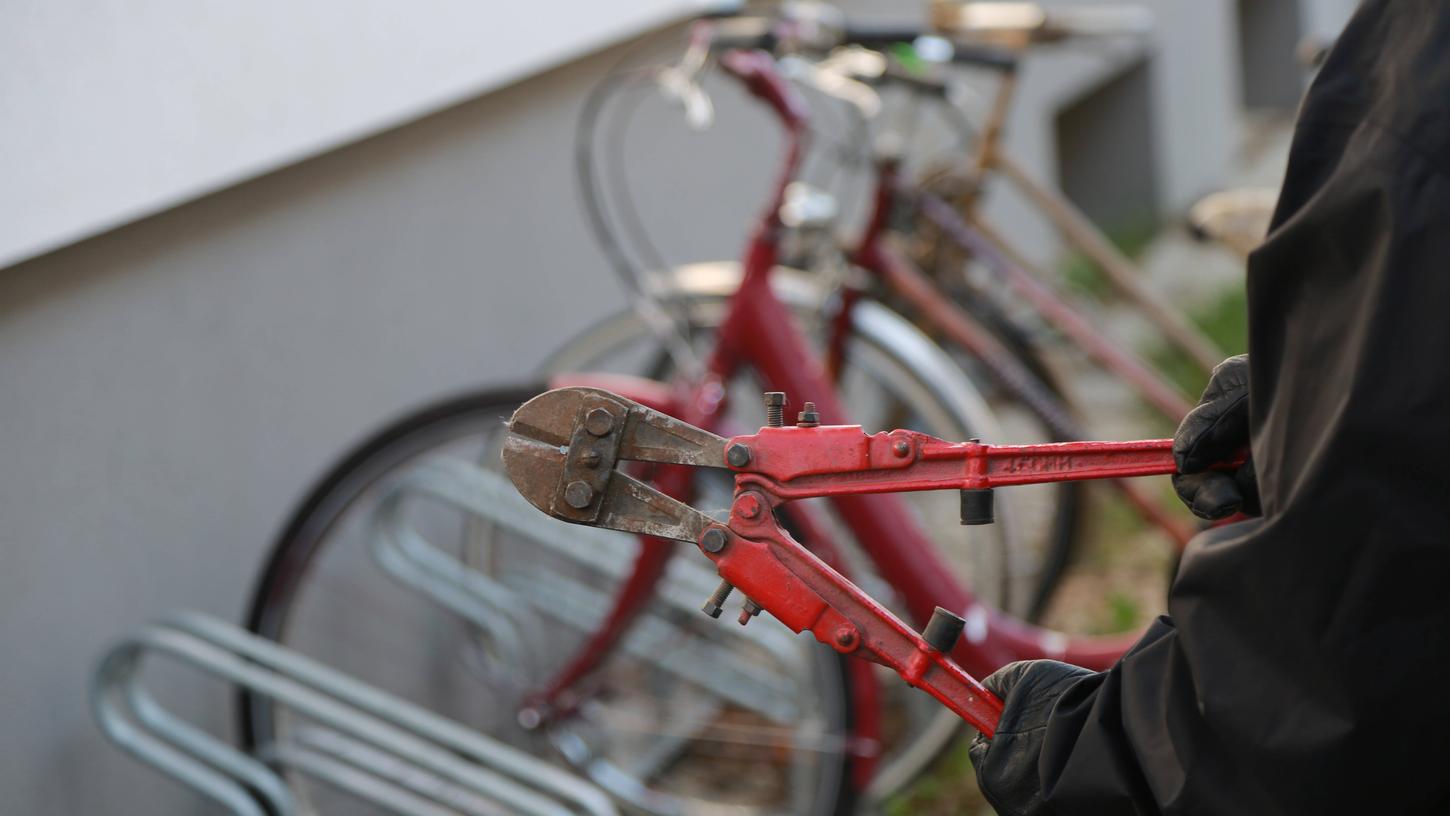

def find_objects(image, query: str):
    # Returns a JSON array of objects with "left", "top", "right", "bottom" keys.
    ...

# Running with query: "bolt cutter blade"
[
  {"left": 502, "top": 387, "right": 719, "bottom": 542},
  {"left": 505, "top": 386, "right": 730, "bottom": 467}
]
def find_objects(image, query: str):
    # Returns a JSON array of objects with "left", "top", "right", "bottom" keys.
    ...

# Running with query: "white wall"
[
  {"left": 0, "top": 27, "right": 792, "bottom": 812},
  {"left": 0, "top": 0, "right": 710, "bottom": 269}
]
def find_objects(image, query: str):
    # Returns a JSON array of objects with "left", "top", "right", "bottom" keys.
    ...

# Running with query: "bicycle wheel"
[
  {"left": 941, "top": 298, "right": 1086, "bottom": 621},
  {"left": 901, "top": 195, "right": 1091, "bottom": 621},
  {"left": 241, "top": 385, "right": 856, "bottom": 815}
]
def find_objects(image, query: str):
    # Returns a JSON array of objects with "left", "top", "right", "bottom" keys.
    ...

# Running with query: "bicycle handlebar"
[
  {"left": 695, "top": 11, "right": 1019, "bottom": 72},
  {"left": 931, "top": 2, "right": 1153, "bottom": 47},
  {"left": 718, "top": 49, "right": 810, "bottom": 133}
]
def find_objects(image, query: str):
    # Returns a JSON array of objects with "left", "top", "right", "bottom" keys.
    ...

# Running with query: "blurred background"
[{"left": 1, "top": 1, "right": 1356, "bottom": 813}]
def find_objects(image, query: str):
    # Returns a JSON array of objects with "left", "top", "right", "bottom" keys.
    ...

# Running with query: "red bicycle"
[{"left": 240, "top": 12, "right": 1211, "bottom": 814}]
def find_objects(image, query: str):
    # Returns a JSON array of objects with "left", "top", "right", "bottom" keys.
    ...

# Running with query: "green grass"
[
  {"left": 1103, "top": 591, "right": 1142, "bottom": 635},
  {"left": 884, "top": 738, "right": 987, "bottom": 816},
  {"left": 1148, "top": 285, "right": 1249, "bottom": 399},
  {"left": 1055, "top": 211, "right": 1248, "bottom": 400},
  {"left": 1059, "top": 213, "right": 1161, "bottom": 299}
]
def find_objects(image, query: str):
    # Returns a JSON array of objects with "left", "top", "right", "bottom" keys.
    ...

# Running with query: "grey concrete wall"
[{"left": 0, "top": 26, "right": 788, "bottom": 813}]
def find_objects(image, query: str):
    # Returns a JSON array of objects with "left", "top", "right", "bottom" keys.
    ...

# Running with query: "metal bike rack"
[
  {"left": 367, "top": 457, "right": 806, "bottom": 723},
  {"left": 92, "top": 611, "right": 617, "bottom": 816}
]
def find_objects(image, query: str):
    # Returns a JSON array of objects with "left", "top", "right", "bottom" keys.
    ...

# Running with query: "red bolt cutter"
[{"left": 503, "top": 386, "right": 1236, "bottom": 737}]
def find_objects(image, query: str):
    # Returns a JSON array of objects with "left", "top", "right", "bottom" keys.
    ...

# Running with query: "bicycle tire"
[{"left": 239, "top": 384, "right": 858, "bottom": 816}]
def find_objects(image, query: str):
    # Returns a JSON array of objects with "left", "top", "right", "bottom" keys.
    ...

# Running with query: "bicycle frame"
[
  {"left": 845, "top": 160, "right": 1197, "bottom": 545},
  {"left": 927, "top": 45, "right": 1225, "bottom": 375},
  {"left": 531, "top": 49, "right": 1145, "bottom": 788}
]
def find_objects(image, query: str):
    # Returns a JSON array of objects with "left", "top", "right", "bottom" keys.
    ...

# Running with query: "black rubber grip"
[
  {"left": 950, "top": 44, "right": 1019, "bottom": 72},
  {"left": 709, "top": 18, "right": 776, "bottom": 52},
  {"left": 923, "top": 606, "right": 967, "bottom": 653},
  {"left": 841, "top": 23, "right": 923, "bottom": 48},
  {"left": 960, "top": 488, "right": 995, "bottom": 525}
]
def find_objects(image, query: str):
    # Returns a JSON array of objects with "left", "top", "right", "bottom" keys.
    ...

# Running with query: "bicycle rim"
[{"left": 240, "top": 385, "right": 854, "bottom": 815}]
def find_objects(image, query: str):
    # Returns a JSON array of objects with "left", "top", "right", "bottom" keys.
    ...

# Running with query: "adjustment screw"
[
  {"left": 726, "top": 443, "right": 753, "bottom": 468},
  {"left": 564, "top": 481, "right": 595, "bottom": 509},
  {"left": 700, "top": 527, "right": 729, "bottom": 553},
  {"left": 701, "top": 579, "right": 735, "bottom": 618},
  {"left": 763, "top": 392, "right": 787, "bottom": 428},
  {"left": 797, "top": 401, "right": 820, "bottom": 428},
  {"left": 579, "top": 450, "right": 602, "bottom": 468},
  {"left": 584, "top": 407, "right": 615, "bottom": 437},
  {"left": 738, "top": 598, "right": 764, "bottom": 626},
  {"left": 737, "top": 493, "right": 763, "bottom": 520}
]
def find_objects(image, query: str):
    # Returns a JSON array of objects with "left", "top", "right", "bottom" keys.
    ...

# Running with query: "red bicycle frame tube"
[
  {"left": 910, "top": 191, "right": 1195, "bottom": 420},
  {"left": 852, "top": 162, "right": 1194, "bottom": 422}
]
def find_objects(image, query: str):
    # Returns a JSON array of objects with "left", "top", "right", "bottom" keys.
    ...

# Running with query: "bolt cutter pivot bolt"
[
  {"left": 584, "top": 408, "right": 615, "bottom": 437},
  {"left": 700, "top": 527, "right": 729, "bottom": 553},
  {"left": 563, "top": 480, "right": 594, "bottom": 509},
  {"left": 726, "top": 443, "right": 752, "bottom": 468},
  {"left": 736, "top": 493, "right": 763, "bottom": 520},
  {"left": 763, "top": 392, "right": 787, "bottom": 427}
]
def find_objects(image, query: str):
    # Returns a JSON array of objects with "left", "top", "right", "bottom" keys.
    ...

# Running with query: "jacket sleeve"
[{"left": 1025, "top": 4, "right": 1450, "bottom": 811}]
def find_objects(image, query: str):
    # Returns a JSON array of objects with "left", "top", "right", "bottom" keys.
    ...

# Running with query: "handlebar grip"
[
  {"left": 950, "top": 43, "right": 1018, "bottom": 71},
  {"left": 843, "top": 24, "right": 1018, "bottom": 72},
  {"left": 706, "top": 17, "right": 777, "bottom": 52},
  {"left": 840, "top": 23, "right": 923, "bottom": 49}
]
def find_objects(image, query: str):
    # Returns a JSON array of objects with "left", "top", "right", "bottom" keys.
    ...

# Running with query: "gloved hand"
[
  {"left": 969, "top": 660, "right": 1095, "bottom": 816},
  {"left": 1172, "top": 354, "right": 1260, "bottom": 519}
]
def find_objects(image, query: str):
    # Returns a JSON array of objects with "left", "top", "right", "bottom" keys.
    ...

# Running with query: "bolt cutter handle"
[{"left": 502, "top": 386, "right": 1242, "bottom": 737}]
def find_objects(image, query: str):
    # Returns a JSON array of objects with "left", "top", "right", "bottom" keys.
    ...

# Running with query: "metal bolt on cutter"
[{"left": 503, "top": 386, "right": 1234, "bottom": 737}]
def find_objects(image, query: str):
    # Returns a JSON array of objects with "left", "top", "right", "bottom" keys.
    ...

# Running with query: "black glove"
[
  {"left": 1172, "top": 354, "right": 1260, "bottom": 520},
  {"left": 969, "top": 660, "right": 1095, "bottom": 816}
]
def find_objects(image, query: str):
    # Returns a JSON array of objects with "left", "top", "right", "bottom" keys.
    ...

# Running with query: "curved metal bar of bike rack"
[
  {"left": 92, "top": 613, "right": 618, "bottom": 816},
  {"left": 380, "top": 455, "right": 804, "bottom": 663},
  {"left": 168, "top": 612, "right": 619, "bottom": 816},
  {"left": 93, "top": 637, "right": 282, "bottom": 816},
  {"left": 260, "top": 728, "right": 507, "bottom": 816},
  {"left": 369, "top": 458, "right": 803, "bottom": 723}
]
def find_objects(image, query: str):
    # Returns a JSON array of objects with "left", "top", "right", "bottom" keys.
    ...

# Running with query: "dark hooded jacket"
[{"left": 1029, "top": 1, "right": 1450, "bottom": 812}]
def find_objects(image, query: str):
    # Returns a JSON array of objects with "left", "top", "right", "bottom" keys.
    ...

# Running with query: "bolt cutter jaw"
[
  {"left": 502, "top": 386, "right": 1241, "bottom": 738},
  {"left": 502, "top": 386, "right": 725, "bottom": 541}
]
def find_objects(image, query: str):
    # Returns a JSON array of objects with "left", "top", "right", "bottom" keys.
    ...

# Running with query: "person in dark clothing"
[{"left": 967, "top": 1, "right": 1450, "bottom": 812}]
